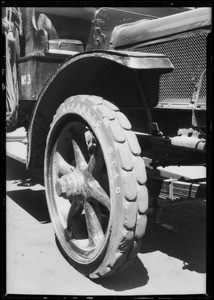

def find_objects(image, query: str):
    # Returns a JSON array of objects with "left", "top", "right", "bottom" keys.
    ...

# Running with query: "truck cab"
[{"left": 4, "top": 6, "right": 210, "bottom": 279}]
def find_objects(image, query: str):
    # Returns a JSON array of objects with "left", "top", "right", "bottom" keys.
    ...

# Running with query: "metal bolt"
[
  {"left": 55, "top": 178, "right": 67, "bottom": 196},
  {"left": 95, "top": 27, "right": 101, "bottom": 34}
]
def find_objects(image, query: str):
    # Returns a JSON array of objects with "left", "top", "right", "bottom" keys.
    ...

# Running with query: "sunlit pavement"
[{"left": 6, "top": 157, "right": 206, "bottom": 296}]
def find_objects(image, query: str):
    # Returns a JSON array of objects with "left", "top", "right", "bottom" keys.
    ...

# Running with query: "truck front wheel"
[{"left": 44, "top": 95, "right": 148, "bottom": 278}]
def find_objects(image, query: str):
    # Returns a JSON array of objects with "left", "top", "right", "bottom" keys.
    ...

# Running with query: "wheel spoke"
[
  {"left": 72, "top": 139, "right": 88, "bottom": 170},
  {"left": 84, "top": 201, "right": 104, "bottom": 246},
  {"left": 88, "top": 179, "right": 111, "bottom": 211},
  {"left": 54, "top": 152, "right": 73, "bottom": 175},
  {"left": 87, "top": 145, "right": 105, "bottom": 175},
  {"left": 66, "top": 200, "right": 83, "bottom": 237},
  {"left": 87, "top": 154, "right": 96, "bottom": 174}
]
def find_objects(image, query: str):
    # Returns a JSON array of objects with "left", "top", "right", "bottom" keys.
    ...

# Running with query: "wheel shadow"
[
  {"left": 91, "top": 257, "right": 149, "bottom": 291},
  {"left": 6, "top": 157, "right": 44, "bottom": 184},
  {"left": 6, "top": 157, "right": 31, "bottom": 180},
  {"left": 55, "top": 236, "right": 149, "bottom": 292},
  {"left": 141, "top": 199, "right": 206, "bottom": 274},
  {"left": 7, "top": 189, "right": 51, "bottom": 223},
  {"left": 94, "top": 198, "right": 206, "bottom": 292}
]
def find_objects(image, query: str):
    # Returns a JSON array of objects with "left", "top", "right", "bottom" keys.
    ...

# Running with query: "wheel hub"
[{"left": 55, "top": 170, "right": 87, "bottom": 199}]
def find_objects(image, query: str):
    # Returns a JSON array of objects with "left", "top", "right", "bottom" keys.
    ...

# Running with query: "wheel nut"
[{"left": 55, "top": 178, "right": 66, "bottom": 196}]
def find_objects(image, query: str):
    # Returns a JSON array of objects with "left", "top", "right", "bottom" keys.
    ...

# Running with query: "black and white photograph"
[{"left": 3, "top": 3, "right": 211, "bottom": 298}]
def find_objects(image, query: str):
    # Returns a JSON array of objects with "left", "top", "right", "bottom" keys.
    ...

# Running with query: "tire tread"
[{"left": 86, "top": 97, "right": 148, "bottom": 278}]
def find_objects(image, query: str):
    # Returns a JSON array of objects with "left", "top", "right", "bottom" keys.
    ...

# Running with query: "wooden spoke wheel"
[{"left": 44, "top": 95, "right": 148, "bottom": 278}]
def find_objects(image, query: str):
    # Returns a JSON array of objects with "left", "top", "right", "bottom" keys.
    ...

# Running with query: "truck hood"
[{"left": 110, "top": 7, "right": 211, "bottom": 48}]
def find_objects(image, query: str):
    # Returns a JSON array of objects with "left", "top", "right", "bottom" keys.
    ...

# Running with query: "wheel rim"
[{"left": 47, "top": 120, "right": 111, "bottom": 263}]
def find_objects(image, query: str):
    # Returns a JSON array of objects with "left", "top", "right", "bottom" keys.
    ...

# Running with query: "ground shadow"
[
  {"left": 7, "top": 189, "right": 51, "bottom": 223},
  {"left": 6, "top": 157, "right": 44, "bottom": 185},
  {"left": 141, "top": 199, "right": 206, "bottom": 273},
  {"left": 55, "top": 235, "right": 149, "bottom": 292},
  {"left": 6, "top": 157, "right": 30, "bottom": 180},
  {"left": 93, "top": 257, "right": 149, "bottom": 291}
]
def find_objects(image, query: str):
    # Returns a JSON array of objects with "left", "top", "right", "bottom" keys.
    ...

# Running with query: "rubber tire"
[{"left": 44, "top": 95, "right": 148, "bottom": 279}]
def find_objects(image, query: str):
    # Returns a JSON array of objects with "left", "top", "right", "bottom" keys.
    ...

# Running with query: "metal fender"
[{"left": 27, "top": 50, "right": 174, "bottom": 169}]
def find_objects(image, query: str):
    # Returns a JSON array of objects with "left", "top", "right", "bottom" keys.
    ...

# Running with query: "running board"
[
  {"left": 6, "top": 142, "right": 27, "bottom": 164},
  {"left": 6, "top": 127, "right": 27, "bottom": 142},
  {"left": 6, "top": 127, "right": 27, "bottom": 164}
]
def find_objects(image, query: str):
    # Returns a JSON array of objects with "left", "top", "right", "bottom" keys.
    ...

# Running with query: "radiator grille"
[{"left": 134, "top": 33, "right": 208, "bottom": 107}]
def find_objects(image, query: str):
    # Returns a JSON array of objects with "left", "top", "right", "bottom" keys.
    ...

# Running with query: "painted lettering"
[
  {"left": 27, "top": 74, "right": 31, "bottom": 84},
  {"left": 71, "top": 103, "right": 76, "bottom": 109},
  {"left": 111, "top": 159, "right": 116, "bottom": 165},
  {"left": 21, "top": 74, "right": 31, "bottom": 85},
  {"left": 115, "top": 187, "right": 121, "bottom": 194},
  {"left": 108, "top": 147, "right": 113, "bottom": 154},
  {"left": 113, "top": 172, "right": 119, "bottom": 179},
  {"left": 21, "top": 75, "right": 26, "bottom": 85},
  {"left": 87, "top": 109, "right": 91, "bottom": 118}
]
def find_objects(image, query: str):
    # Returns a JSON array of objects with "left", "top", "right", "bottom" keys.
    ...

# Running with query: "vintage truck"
[{"left": 4, "top": 6, "right": 210, "bottom": 279}]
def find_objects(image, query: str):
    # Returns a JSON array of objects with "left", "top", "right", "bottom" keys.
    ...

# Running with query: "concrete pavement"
[{"left": 6, "top": 157, "right": 206, "bottom": 296}]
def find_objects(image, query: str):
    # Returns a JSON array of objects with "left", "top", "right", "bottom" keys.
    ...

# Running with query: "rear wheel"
[{"left": 44, "top": 95, "right": 148, "bottom": 278}]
